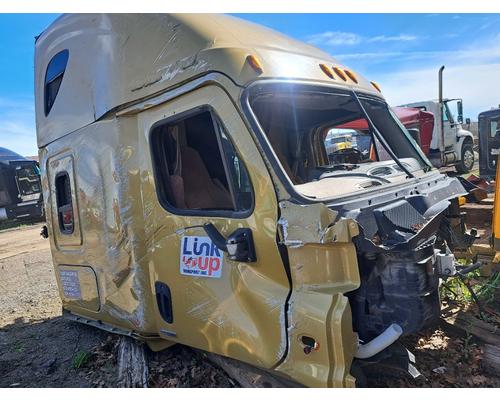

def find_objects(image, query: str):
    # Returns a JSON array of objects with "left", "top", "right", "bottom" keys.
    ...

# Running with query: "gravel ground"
[
  {"left": 0, "top": 223, "right": 109, "bottom": 387},
  {"left": 0, "top": 224, "right": 498, "bottom": 388}
]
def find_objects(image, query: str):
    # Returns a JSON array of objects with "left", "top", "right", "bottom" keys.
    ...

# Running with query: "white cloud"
[
  {"left": 307, "top": 31, "right": 361, "bottom": 46},
  {"left": 374, "top": 63, "right": 500, "bottom": 120},
  {"left": 343, "top": 34, "right": 500, "bottom": 119},
  {"left": 0, "top": 97, "right": 38, "bottom": 157},
  {"left": 336, "top": 38, "right": 500, "bottom": 63},
  {"left": 306, "top": 31, "right": 420, "bottom": 47},
  {"left": 367, "top": 34, "right": 418, "bottom": 43}
]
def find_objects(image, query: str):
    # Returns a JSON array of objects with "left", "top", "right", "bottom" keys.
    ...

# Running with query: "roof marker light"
[
  {"left": 319, "top": 63, "right": 335, "bottom": 79},
  {"left": 333, "top": 67, "right": 347, "bottom": 81},
  {"left": 344, "top": 69, "right": 358, "bottom": 83},
  {"left": 246, "top": 55, "right": 263, "bottom": 74},
  {"left": 370, "top": 81, "right": 382, "bottom": 92}
]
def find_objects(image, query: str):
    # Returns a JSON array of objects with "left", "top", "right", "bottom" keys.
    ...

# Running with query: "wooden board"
[
  {"left": 204, "top": 352, "right": 301, "bottom": 388},
  {"left": 483, "top": 344, "right": 500, "bottom": 377},
  {"left": 443, "top": 312, "right": 500, "bottom": 347}
]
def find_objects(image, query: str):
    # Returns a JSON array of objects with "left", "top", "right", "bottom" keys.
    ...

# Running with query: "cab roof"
[
  {"left": 0, "top": 147, "right": 28, "bottom": 165},
  {"left": 479, "top": 107, "right": 500, "bottom": 118},
  {"left": 35, "top": 14, "right": 380, "bottom": 148}
]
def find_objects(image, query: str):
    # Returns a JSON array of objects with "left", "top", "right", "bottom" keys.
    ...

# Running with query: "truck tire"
[{"left": 455, "top": 142, "right": 474, "bottom": 174}]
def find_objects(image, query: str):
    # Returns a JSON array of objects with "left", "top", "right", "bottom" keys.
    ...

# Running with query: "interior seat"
[{"left": 179, "top": 146, "right": 233, "bottom": 210}]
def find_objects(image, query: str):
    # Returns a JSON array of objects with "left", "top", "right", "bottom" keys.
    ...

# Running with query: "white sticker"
[
  {"left": 59, "top": 270, "right": 82, "bottom": 299},
  {"left": 180, "top": 236, "right": 223, "bottom": 278}
]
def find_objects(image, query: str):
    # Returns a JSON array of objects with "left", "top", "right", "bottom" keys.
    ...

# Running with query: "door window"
[
  {"left": 150, "top": 109, "right": 253, "bottom": 216},
  {"left": 443, "top": 102, "right": 455, "bottom": 124},
  {"left": 491, "top": 119, "right": 500, "bottom": 138},
  {"left": 55, "top": 172, "right": 74, "bottom": 234}
]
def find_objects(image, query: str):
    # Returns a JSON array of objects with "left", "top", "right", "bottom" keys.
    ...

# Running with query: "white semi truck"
[{"left": 401, "top": 66, "right": 475, "bottom": 174}]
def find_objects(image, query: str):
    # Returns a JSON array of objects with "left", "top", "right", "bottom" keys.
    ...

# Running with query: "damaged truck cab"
[{"left": 35, "top": 14, "right": 469, "bottom": 387}]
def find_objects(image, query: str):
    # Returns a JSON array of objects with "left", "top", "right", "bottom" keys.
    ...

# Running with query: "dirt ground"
[
  {"left": 0, "top": 224, "right": 498, "bottom": 388},
  {"left": 0, "top": 223, "right": 235, "bottom": 388}
]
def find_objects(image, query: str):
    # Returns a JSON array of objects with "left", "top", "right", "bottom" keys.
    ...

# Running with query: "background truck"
[
  {"left": 327, "top": 106, "right": 434, "bottom": 165},
  {"left": 401, "top": 66, "right": 475, "bottom": 174},
  {"left": 0, "top": 147, "right": 44, "bottom": 223}
]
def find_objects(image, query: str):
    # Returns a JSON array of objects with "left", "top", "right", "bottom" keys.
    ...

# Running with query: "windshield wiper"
[
  {"left": 317, "top": 163, "right": 360, "bottom": 171},
  {"left": 351, "top": 91, "right": 415, "bottom": 179},
  {"left": 318, "top": 170, "right": 390, "bottom": 183}
]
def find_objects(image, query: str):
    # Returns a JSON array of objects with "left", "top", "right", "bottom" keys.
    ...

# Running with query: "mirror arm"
[{"left": 203, "top": 223, "right": 228, "bottom": 252}]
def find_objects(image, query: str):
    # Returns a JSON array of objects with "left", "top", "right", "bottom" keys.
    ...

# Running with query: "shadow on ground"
[
  {"left": 0, "top": 217, "right": 46, "bottom": 232},
  {"left": 366, "top": 326, "right": 500, "bottom": 388},
  {"left": 0, "top": 315, "right": 111, "bottom": 388}
]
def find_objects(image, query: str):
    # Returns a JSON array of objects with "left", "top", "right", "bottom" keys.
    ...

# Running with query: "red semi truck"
[
  {"left": 392, "top": 107, "right": 434, "bottom": 156},
  {"left": 326, "top": 107, "right": 435, "bottom": 162}
]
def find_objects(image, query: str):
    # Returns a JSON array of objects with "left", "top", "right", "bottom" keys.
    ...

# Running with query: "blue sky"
[{"left": 1, "top": 13, "right": 500, "bottom": 156}]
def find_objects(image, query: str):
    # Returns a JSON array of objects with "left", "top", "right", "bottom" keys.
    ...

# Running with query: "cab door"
[
  {"left": 443, "top": 102, "right": 458, "bottom": 149},
  {"left": 140, "top": 85, "right": 290, "bottom": 368}
]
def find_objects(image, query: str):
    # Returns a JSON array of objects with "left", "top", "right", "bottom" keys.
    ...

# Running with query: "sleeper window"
[
  {"left": 44, "top": 49, "right": 69, "bottom": 116},
  {"left": 55, "top": 172, "right": 74, "bottom": 234},
  {"left": 151, "top": 110, "right": 253, "bottom": 214}
]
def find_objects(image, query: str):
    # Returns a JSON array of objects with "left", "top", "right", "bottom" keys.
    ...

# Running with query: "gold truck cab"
[{"left": 35, "top": 14, "right": 469, "bottom": 387}]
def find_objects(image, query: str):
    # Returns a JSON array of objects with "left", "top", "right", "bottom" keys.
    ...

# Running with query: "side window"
[
  {"left": 151, "top": 109, "right": 253, "bottom": 214},
  {"left": 44, "top": 49, "right": 69, "bottom": 116},
  {"left": 55, "top": 172, "right": 74, "bottom": 234},
  {"left": 491, "top": 119, "right": 499, "bottom": 138},
  {"left": 443, "top": 103, "right": 452, "bottom": 123}
]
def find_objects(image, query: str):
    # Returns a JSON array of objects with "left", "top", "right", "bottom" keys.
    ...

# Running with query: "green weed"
[{"left": 72, "top": 350, "right": 91, "bottom": 369}]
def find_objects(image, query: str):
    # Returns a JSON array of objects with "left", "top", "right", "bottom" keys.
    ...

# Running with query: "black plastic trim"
[{"left": 155, "top": 281, "right": 173, "bottom": 324}]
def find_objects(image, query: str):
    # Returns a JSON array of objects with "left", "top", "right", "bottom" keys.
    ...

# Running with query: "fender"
[{"left": 455, "top": 128, "right": 474, "bottom": 160}]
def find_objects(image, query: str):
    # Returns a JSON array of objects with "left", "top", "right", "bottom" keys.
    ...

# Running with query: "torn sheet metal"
[{"left": 278, "top": 200, "right": 359, "bottom": 247}]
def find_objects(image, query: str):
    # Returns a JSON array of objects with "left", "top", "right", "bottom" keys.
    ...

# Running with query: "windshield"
[
  {"left": 16, "top": 165, "right": 42, "bottom": 196},
  {"left": 248, "top": 83, "right": 431, "bottom": 198}
]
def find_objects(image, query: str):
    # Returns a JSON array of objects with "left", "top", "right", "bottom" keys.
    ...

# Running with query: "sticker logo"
[
  {"left": 59, "top": 270, "right": 82, "bottom": 299},
  {"left": 180, "top": 236, "right": 223, "bottom": 278}
]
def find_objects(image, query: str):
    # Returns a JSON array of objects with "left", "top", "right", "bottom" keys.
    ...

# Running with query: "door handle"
[{"left": 203, "top": 223, "right": 257, "bottom": 262}]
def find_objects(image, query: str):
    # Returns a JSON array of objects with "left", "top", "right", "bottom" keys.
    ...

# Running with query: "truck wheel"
[{"left": 455, "top": 142, "right": 474, "bottom": 174}]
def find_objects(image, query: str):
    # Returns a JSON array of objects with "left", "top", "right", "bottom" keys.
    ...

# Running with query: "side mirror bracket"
[
  {"left": 226, "top": 228, "right": 257, "bottom": 262},
  {"left": 457, "top": 100, "right": 464, "bottom": 124},
  {"left": 203, "top": 223, "right": 227, "bottom": 251}
]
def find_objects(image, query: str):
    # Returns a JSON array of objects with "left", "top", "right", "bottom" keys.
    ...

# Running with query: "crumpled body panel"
[
  {"left": 275, "top": 201, "right": 360, "bottom": 387},
  {"left": 40, "top": 83, "right": 292, "bottom": 373},
  {"left": 40, "top": 117, "right": 157, "bottom": 333}
]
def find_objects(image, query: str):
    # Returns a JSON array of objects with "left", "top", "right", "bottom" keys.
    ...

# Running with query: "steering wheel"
[{"left": 329, "top": 148, "right": 363, "bottom": 164}]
